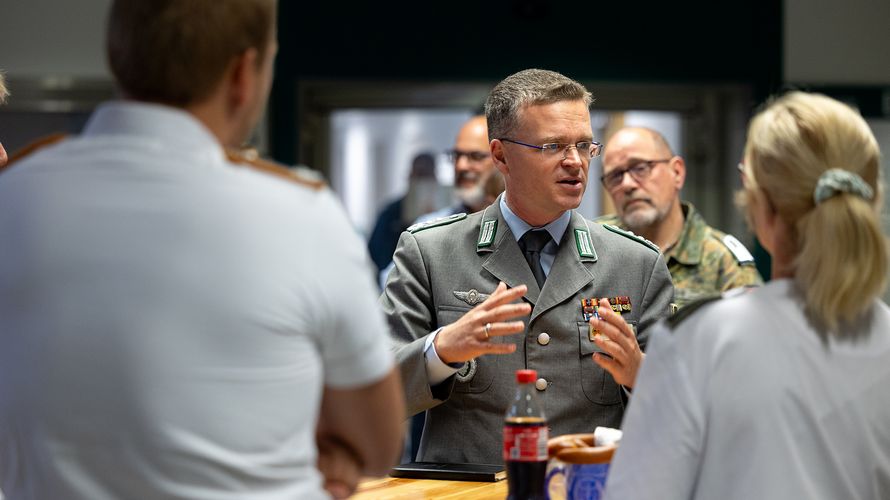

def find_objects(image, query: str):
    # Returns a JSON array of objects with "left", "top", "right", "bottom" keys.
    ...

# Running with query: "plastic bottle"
[{"left": 504, "top": 369, "right": 548, "bottom": 500}]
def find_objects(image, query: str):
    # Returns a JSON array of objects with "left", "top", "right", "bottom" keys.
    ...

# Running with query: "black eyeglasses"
[
  {"left": 600, "top": 158, "right": 672, "bottom": 190},
  {"left": 499, "top": 138, "right": 603, "bottom": 160},
  {"left": 446, "top": 150, "right": 490, "bottom": 163}
]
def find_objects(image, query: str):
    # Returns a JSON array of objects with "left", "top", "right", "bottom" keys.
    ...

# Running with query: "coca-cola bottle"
[{"left": 504, "top": 369, "right": 548, "bottom": 500}]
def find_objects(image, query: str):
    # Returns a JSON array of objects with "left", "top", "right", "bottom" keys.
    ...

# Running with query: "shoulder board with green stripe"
[
  {"left": 573, "top": 228, "right": 596, "bottom": 259},
  {"left": 602, "top": 224, "right": 660, "bottom": 253},
  {"left": 407, "top": 213, "right": 467, "bottom": 234},
  {"left": 477, "top": 218, "right": 498, "bottom": 248}
]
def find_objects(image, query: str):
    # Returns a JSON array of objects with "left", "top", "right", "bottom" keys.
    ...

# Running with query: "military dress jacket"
[
  {"left": 381, "top": 200, "right": 674, "bottom": 464},
  {"left": 597, "top": 202, "right": 762, "bottom": 308}
]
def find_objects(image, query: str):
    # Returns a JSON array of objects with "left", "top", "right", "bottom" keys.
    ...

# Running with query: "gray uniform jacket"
[{"left": 381, "top": 201, "right": 674, "bottom": 464}]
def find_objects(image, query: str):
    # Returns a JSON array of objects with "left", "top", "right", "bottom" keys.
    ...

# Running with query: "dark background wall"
[{"left": 270, "top": 0, "right": 783, "bottom": 164}]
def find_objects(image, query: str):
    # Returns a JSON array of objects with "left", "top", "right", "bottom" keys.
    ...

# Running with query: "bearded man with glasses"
[
  {"left": 597, "top": 127, "right": 762, "bottom": 308},
  {"left": 381, "top": 69, "right": 674, "bottom": 465}
]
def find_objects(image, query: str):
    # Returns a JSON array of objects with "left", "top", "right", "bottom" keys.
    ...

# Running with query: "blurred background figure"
[
  {"left": 597, "top": 127, "right": 762, "bottom": 308},
  {"left": 448, "top": 114, "right": 495, "bottom": 214},
  {"left": 377, "top": 115, "right": 500, "bottom": 290},
  {"left": 604, "top": 91, "right": 890, "bottom": 500},
  {"left": 367, "top": 152, "right": 441, "bottom": 276},
  {"left": 421, "top": 114, "right": 496, "bottom": 222}
]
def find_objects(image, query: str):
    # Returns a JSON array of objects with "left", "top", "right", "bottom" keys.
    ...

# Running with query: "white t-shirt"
[
  {"left": 604, "top": 279, "right": 890, "bottom": 500},
  {"left": 0, "top": 102, "right": 393, "bottom": 499}
]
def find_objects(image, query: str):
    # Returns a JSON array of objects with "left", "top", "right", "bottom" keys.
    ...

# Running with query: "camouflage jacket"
[{"left": 596, "top": 202, "right": 763, "bottom": 308}]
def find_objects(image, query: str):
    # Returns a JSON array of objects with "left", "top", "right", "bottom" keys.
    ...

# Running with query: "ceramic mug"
[
  {"left": 545, "top": 460, "right": 609, "bottom": 500},
  {"left": 544, "top": 437, "right": 616, "bottom": 500}
]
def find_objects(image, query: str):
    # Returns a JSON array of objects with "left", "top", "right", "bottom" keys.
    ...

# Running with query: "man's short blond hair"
[
  {"left": 107, "top": 0, "right": 276, "bottom": 107},
  {"left": 485, "top": 69, "right": 592, "bottom": 141}
]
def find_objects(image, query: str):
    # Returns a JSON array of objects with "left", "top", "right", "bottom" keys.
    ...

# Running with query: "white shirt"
[
  {"left": 604, "top": 279, "right": 890, "bottom": 500},
  {"left": 0, "top": 102, "right": 393, "bottom": 499}
]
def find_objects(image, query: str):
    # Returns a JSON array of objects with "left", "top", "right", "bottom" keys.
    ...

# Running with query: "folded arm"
[{"left": 316, "top": 368, "right": 404, "bottom": 498}]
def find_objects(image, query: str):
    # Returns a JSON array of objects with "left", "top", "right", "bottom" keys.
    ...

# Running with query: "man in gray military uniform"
[{"left": 381, "top": 69, "right": 674, "bottom": 464}]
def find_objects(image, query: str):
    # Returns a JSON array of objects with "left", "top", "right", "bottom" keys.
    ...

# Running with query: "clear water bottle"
[{"left": 504, "top": 369, "right": 548, "bottom": 500}]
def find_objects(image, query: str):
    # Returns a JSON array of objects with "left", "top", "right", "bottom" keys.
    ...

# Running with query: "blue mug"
[
  {"left": 545, "top": 460, "right": 609, "bottom": 500},
  {"left": 544, "top": 441, "right": 616, "bottom": 500}
]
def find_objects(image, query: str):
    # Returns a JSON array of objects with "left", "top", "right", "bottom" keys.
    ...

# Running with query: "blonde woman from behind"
[{"left": 603, "top": 91, "right": 890, "bottom": 500}]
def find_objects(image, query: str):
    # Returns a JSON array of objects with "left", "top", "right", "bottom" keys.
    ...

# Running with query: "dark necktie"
[{"left": 518, "top": 230, "right": 551, "bottom": 289}]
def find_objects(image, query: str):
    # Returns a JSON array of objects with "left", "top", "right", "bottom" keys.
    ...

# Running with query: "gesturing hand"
[
  {"left": 590, "top": 297, "right": 644, "bottom": 388},
  {"left": 434, "top": 282, "right": 531, "bottom": 364}
]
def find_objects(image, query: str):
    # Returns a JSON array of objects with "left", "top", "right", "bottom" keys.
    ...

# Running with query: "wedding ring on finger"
[{"left": 483, "top": 322, "right": 492, "bottom": 340}]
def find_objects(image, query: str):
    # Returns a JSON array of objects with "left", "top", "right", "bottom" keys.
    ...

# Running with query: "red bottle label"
[{"left": 503, "top": 421, "right": 548, "bottom": 462}]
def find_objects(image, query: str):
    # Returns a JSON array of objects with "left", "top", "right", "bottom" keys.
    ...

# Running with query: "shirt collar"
[
  {"left": 499, "top": 194, "right": 571, "bottom": 247},
  {"left": 82, "top": 101, "right": 225, "bottom": 162},
  {"left": 667, "top": 202, "right": 703, "bottom": 265}
]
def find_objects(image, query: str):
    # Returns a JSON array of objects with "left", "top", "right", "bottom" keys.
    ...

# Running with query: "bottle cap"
[{"left": 516, "top": 369, "right": 537, "bottom": 384}]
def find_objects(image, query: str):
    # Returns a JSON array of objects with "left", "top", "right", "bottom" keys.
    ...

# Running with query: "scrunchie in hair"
[{"left": 813, "top": 168, "right": 874, "bottom": 205}]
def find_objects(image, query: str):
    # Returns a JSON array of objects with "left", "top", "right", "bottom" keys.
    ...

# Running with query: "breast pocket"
[
  {"left": 437, "top": 305, "right": 497, "bottom": 394},
  {"left": 577, "top": 320, "right": 635, "bottom": 405}
]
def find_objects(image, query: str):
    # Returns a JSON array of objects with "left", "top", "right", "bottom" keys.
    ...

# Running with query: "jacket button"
[
  {"left": 535, "top": 378, "right": 548, "bottom": 391},
  {"left": 537, "top": 332, "right": 551, "bottom": 345}
]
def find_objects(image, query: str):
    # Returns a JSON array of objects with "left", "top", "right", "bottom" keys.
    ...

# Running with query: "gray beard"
[
  {"left": 621, "top": 205, "right": 661, "bottom": 232},
  {"left": 457, "top": 183, "right": 486, "bottom": 211}
]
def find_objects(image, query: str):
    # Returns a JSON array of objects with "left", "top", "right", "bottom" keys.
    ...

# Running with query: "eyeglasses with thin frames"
[
  {"left": 600, "top": 158, "right": 673, "bottom": 190},
  {"left": 498, "top": 138, "right": 603, "bottom": 161}
]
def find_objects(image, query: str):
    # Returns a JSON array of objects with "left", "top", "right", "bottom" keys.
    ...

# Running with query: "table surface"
[{"left": 353, "top": 476, "right": 507, "bottom": 499}]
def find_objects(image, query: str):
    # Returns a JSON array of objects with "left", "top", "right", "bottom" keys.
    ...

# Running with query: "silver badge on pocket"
[
  {"left": 453, "top": 289, "right": 489, "bottom": 306},
  {"left": 454, "top": 359, "right": 477, "bottom": 383}
]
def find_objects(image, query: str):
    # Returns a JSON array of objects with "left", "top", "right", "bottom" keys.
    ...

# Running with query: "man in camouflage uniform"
[{"left": 597, "top": 127, "right": 762, "bottom": 307}]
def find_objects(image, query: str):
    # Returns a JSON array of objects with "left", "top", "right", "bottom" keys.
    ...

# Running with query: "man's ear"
[
  {"left": 226, "top": 48, "right": 260, "bottom": 113},
  {"left": 491, "top": 139, "right": 509, "bottom": 175},
  {"left": 670, "top": 156, "right": 686, "bottom": 190}
]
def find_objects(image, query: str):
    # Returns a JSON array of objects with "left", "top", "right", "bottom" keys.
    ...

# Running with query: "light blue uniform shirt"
[{"left": 498, "top": 194, "right": 571, "bottom": 277}]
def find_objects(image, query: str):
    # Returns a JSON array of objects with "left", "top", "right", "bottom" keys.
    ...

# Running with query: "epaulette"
[
  {"left": 716, "top": 233, "right": 755, "bottom": 265},
  {"left": 408, "top": 213, "right": 467, "bottom": 233},
  {"left": 665, "top": 294, "right": 722, "bottom": 330},
  {"left": 226, "top": 148, "right": 325, "bottom": 191},
  {"left": 1, "top": 133, "right": 68, "bottom": 173},
  {"left": 602, "top": 224, "right": 660, "bottom": 253}
]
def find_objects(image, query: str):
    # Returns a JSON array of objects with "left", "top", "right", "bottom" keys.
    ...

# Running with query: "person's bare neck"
[
  {"left": 504, "top": 194, "right": 561, "bottom": 228},
  {"left": 633, "top": 200, "right": 685, "bottom": 252},
  {"left": 771, "top": 260, "right": 795, "bottom": 280},
  {"left": 766, "top": 218, "right": 795, "bottom": 280},
  {"left": 186, "top": 99, "right": 238, "bottom": 148}
]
